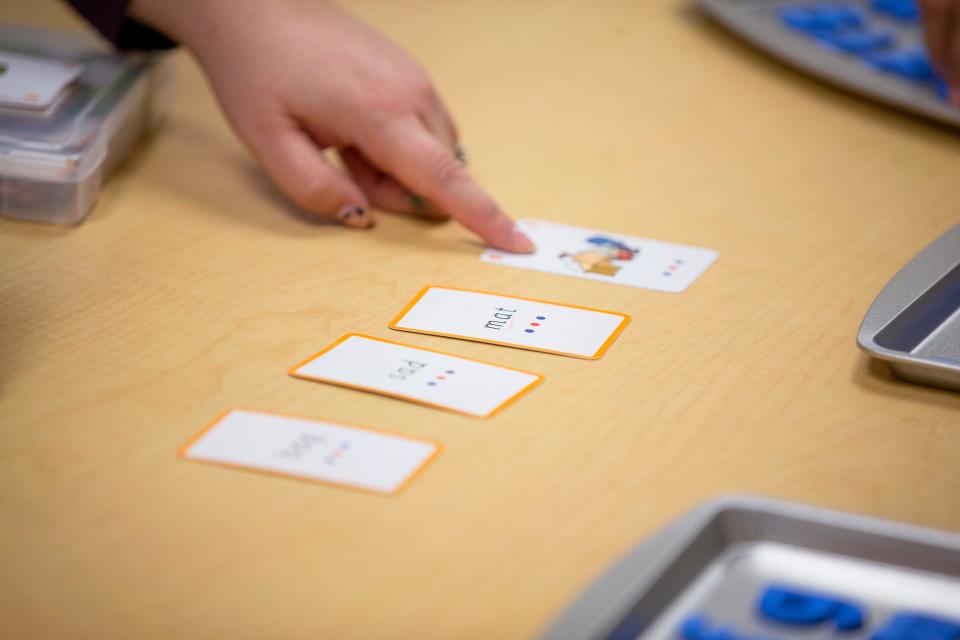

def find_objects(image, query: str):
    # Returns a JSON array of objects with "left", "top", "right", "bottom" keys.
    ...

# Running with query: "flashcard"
[
  {"left": 388, "top": 286, "right": 629, "bottom": 359},
  {"left": 0, "top": 51, "right": 83, "bottom": 109},
  {"left": 289, "top": 334, "right": 542, "bottom": 418},
  {"left": 180, "top": 409, "right": 440, "bottom": 494},
  {"left": 481, "top": 219, "right": 718, "bottom": 293}
]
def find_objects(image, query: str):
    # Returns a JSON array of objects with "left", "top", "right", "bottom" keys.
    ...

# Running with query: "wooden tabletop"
[{"left": 3, "top": 1, "right": 960, "bottom": 637}]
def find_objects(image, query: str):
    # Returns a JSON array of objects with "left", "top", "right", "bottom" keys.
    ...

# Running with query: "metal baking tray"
[
  {"left": 542, "top": 495, "right": 960, "bottom": 640},
  {"left": 858, "top": 225, "right": 960, "bottom": 392},
  {"left": 695, "top": 0, "right": 960, "bottom": 129}
]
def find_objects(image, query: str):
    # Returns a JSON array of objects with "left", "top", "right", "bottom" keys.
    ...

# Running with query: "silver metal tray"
[
  {"left": 542, "top": 495, "right": 960, "bottom": 640},
  {"left": 858, "top": 225, "right": 960, "bottom": 392}
]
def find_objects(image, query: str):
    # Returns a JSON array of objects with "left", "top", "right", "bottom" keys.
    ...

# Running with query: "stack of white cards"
[{"left": 0, "top": 51, "right": 83, "bottom": 111}]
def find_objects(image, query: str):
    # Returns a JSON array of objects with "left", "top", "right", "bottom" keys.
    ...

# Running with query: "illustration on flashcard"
[{"left": 559, "top": 235, "right": 640, "bottom": 276}]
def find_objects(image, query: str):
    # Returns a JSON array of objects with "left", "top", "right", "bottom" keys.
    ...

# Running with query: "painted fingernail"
[
  {"left": 509, "top": 227, "right": 536, "bottom": 253},
  {"left": 336, "top": 204, "right": 372, "bottom": 229}
]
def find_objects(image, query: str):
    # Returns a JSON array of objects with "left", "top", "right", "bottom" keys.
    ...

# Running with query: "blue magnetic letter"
[{"left": 759, "top": 586, "right": 863, "bottom": 631}]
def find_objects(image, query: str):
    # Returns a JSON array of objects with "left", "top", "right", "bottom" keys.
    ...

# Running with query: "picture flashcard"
[
  {"left": 388, "top": 286, "right": 629, "bottom": 359},
  {"left": 481, "top": 219, "right": 718, "bottom": 293},
  {"left": 180, "top": 409, "right": 440, "bottom": 495},
  {"left": 289, "top": 334, "right": 542, "bottom": 418}
]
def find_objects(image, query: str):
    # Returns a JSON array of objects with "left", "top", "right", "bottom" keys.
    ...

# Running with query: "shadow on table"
[
  {"left": 852, "top": 354, "right": 960, "bottom": 411},
  {"left": 126, "top": 118, "right": 476, "bottom": 255}
]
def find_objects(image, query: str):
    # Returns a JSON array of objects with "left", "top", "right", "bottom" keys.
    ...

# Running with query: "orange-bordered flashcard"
[
  {"left": 387, "top": 285, "right": 630, "bottom": 360},
  {"left": 288, "top": 333, "right": 543, "bottom": 418},
  {"left": 179, "top": 408, "right": 442, "bottom": 495}
]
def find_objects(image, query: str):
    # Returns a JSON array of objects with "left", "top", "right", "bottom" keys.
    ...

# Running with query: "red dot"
[
  {"left": 437, "top": 375, "right": 446, "bottom": 380},
  {"left": 668, "top": 265, "right": 678, "bottom": 271},
  {"left": 531, "top": 322, "right": 540, "bottom": 326}
]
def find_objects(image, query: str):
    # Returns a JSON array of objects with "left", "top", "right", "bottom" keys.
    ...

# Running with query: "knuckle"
[
  {"left": 409, "top": 74, "right": 438, "bottom": 100},
  {"left": 429, "top": 153, "right": 470, "bottom": 188},
  {"left": 367, "top": 91, "right": 410, "bottom": 119}
]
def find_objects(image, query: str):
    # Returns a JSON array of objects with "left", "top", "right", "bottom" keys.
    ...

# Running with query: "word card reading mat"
[
  {"left": 181, "top": 409, "right": 440, "bottom": 494},
  {"left": 290, "top": 334, "right": 542, "bottom": 418},
  {"left": 482, "top": 219, "right": 718, "bottom": 293},
  {"left": 389, "top": 286, "right": 629, "bottom": 359}
]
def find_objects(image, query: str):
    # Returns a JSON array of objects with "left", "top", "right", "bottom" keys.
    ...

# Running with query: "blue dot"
[
  {"left": 428, "top": 381, "right": 437, "bottom": 386},
  {"left": 525, "top": 329, "right": 535, "bottom": 333},
  {"left": 536, "top": 316, "right": 546, "bottom": 320},
  {"left": 676, "top": 259, "right": 684, "bottom": 265},
  {"left": 663, "top": 272, "right": 672, "bottom": 276},
  {"left": 340, "top": 441, "right": 350, "bottom": 449},
  {"left": 446, "top": 370, "right": 455, "bottom": 374}
]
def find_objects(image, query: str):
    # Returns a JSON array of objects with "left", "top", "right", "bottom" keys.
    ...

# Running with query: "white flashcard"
[
  {"left": 289, "top": 334, "right": 542, "bottom": 418},
  {"left": 481, "top": 219, "right": 718, "bottom": 293},
  {"left": 389, "top": 286, "right": 630, "bottom": 359},
  {"left": 181, "top": 409, "right": 440, "bottom": 494},
  {"left": 0, "top": 51, "right": 83, "bottom": 109}
]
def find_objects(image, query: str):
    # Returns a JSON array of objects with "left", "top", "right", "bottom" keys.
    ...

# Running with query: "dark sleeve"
[{"left": 65, "top": 0, "right": 177, "bottom": 51}]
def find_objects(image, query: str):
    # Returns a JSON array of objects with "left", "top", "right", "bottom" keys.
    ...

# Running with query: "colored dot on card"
[
  {"left": 663, "top": 271, "right": 672, "bottom": 276},
  {"left": 676, "top": 259, "right": 684, "bottom": 264},
  {"left": 437, "top": 375, "right": 446, "bottom": 380},
  {"left": 536, "top": 316, "right": 546, "bottom": 320},
  {"left": 668, "top": 265, "right": 678, "bottom": 271},
  {"left": 428, "top": 381, "right": 437, "bottom": 386},
  {"left": 446, "top": 370, "right": 455, "bottom": 374},
  {"left": 531, "top": 322, "right": 540, "bottom": 327},
  {"left": 340, "top": 442, "right": 350, "bottom": 449},
  {"left": 525, "top": 329, "right": 535, "bottom": 333}
]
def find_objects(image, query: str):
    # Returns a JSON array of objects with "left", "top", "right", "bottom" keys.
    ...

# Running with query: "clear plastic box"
[{"left": 0, "top": 25, "right": 174, "bottom": 224}]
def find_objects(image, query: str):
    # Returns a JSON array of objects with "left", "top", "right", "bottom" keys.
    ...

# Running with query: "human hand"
[
  {"left": 920, "top": 0, "right": 960, "bottom": 105},
  {"left": 130, "top": 0, "right": 535, "bottom": 252}
]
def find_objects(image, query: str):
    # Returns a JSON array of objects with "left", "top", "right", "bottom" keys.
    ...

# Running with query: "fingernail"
[
  {"left": 509, "top": 227, "right": 536, "bottom": 254},
  {"left": 336, "top": 205, "right": 372, "bottom": 229}
]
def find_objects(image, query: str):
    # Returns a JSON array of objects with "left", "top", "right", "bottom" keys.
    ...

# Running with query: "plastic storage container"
[{"left": 0, "top": 25, "right": 174, "bottom": 224}]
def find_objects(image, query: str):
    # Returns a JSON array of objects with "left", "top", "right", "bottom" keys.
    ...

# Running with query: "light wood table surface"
[{"left": 3, "top": 1, "right": 960, "bottom": 638}]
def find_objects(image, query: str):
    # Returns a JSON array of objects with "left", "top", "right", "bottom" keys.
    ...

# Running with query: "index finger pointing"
[{"left": 360, "top": 118, "right": 535, "bottom": 253}]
